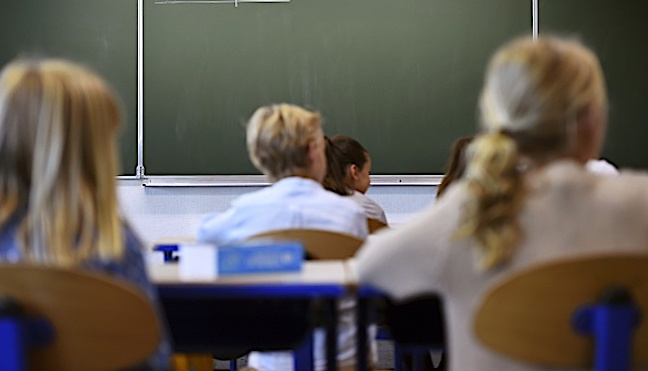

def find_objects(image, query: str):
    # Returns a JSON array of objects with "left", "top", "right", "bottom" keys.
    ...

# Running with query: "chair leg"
[
  {"left": 0, "top": 319, "right": 25, "bottom": 371},
  {"left": 573, "top": 301, "right": 640, "bottom": 371},
  {"left": 433, "top": 352, "right": 446, "bottom": 370}
]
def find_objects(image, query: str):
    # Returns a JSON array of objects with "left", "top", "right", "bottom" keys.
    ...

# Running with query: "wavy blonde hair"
[
  {"left": 246, "top": 103, "right": 323, "bottom": 182},
  {"left": 0, "top": 59, "right": 123, "bottom": 266},
  {"left": 457, "top": 36, "right": 607, "bottom": 270}
]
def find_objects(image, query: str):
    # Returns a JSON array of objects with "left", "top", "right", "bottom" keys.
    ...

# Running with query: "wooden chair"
[
  {"left": 248, "top": 229, "right": 364, "bottom": 260},
  {"left": 367, "top": 218, "right": 388, "bottom": 234},
  {"left": 0, "top": 264, "right": 160, "bottom": 371},
  {"left": 474, "top": 254, "right": 648, "bottom": 371}
]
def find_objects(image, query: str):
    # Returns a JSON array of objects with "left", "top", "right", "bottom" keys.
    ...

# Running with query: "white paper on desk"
[{"left": 179, "top": 243, "right": 218, "bottom": 280}]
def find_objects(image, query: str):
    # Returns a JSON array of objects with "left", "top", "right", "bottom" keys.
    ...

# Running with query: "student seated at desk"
[
  {"left": 355, "top": 36, "right": 648, "bottom": 371},
  {"left": 436, "top": 136, "right": 474, "bottom": 198},
  {"left": 324, "top": 135, "right": 388, "bottom": 225},
  {"left": 0, "top": 58, "right": 170, "bottom": 369},
  {"left": 198, "top": 104, "right": 367, "bottom": 245},
  {"left": 197, "top": 103, "right": 368, "bottom": 371}
]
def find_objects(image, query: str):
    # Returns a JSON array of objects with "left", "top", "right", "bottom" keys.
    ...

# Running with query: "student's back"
[
  {"left": 0, "top": 58, "right": 170, "bottom": 370},
  {"left": 198, "top": 177, "right": 366, "bottom": 246},
  {"left": 400, "top": 161, "right": 648, "bottom": 370}
]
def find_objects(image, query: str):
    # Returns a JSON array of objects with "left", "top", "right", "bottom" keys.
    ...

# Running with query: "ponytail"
[{"left": 456, "top": 131, "right": 524, "bottom": 270}]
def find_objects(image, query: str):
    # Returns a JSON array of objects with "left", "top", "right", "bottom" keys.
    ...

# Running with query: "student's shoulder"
[
  {"left": 353, "top": 191, "right": 381, "bottom": 208},
  {"left": 579, "top": 169, "right": 648, "bottom": 219},
  {"left": 231, "top": 184, "right": 277, "bottom": 206},
  {"left": 600, "top": 168, "right": 648, "bottom": 187},
  {"left": 234, "top": 177, "right": 313, "bottom": 205},
  {"left": 602, "top": 169, "right": 648, "bottom": 197}
]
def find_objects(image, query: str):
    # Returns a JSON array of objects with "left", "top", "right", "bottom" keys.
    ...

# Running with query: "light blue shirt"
[{"left": 197, "top": 176, "right": 368, "bottom": 245}]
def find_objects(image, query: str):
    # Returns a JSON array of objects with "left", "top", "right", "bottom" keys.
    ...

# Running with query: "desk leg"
[
  {"left": 357, "top": 297, "right": 369, "bottom": 371},
  {"left": 297, "top": 298, "right": 336, "bottom": 371},
  {"left": 294, "top": 334, "right": 313, "bottom": 371},
  {"left": 324, "top": 299, "right": 337, "bottom": 371}
]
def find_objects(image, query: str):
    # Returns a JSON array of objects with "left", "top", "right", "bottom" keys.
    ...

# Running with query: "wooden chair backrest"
[
  {"left": 247, "top": 229, "right": 364, "bottom": 260},
  {"left": 367, "top": 218, "right": 388, "bottom": 234},
  {"left": 474, "top": 254, "right": 648, "bottom": 367},
  {"left": 0, "top": 264, "right": 160, "bottom": 370}
]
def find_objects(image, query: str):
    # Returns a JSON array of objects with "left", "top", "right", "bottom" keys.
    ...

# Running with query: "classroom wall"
[
  {"left": 114, "top": 0, "right": 648, "bottom": 248},
  {"left": 118, "top": 180, "right": 437, "bottom": 248}
]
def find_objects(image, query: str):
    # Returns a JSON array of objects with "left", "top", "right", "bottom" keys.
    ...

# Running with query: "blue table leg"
[{"left": 357, "top": 296, "right": 369, "bottom": 371}]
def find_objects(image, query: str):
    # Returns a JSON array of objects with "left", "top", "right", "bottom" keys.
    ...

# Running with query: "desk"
[{"left": 149, "top": 261, "right": 351, "bottom": 371}]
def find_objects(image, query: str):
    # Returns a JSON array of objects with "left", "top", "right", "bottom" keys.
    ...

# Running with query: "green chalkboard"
[
  {"left": 144, "top": 0, "right": 530, "bottom": 175},
  {"left": 539, "top": 0, "right": 648, "bottom": 170},
  {"left": 6, "top": 2, "right": 648, "bottom": 177},
  {"left": 0, "top": 0, "right": 137, "bottom": 176}
]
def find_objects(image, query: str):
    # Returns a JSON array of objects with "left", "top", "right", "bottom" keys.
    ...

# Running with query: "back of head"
[
  {"left": 0, "top": 58, "right": 123, "bottom": 266},
  {"left": 459, "top": 36, "right": 607, "bottom": 270},
  {"left": 479, "top": 36, "right": 607, "bottom": 161},
  {"left": 323, "top": 135, "right": 368, "bottom": 195},
  {"left": 246, "top": 103, "right": 323, "bottom": 182},
  {"left": 323, "top": 136, "right": 349, "bottom": 195}
]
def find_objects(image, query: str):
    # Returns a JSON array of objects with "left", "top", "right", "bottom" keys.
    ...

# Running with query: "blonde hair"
[
  {"left": 458, "top": 36, "right": 607, "bottom": 270},
  {"left": 246, "top": 103, "right": 323, "bottom": 182},
  {"left": 0, "top": 59, "right": 124, "bottom": 266}
]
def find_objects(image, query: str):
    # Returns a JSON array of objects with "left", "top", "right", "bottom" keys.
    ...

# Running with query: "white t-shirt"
[
  {"left": 586, "top": 159, "right": 619, "bottom": 176},
  {"left": 349, "top": 190, "right": 388, "bottom": 224}
]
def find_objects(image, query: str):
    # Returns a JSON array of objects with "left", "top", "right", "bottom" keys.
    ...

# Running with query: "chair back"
[
  {"left": 247, "top": 229, "right": 364, "bottom": 260},
  {"left": 474, "top": 254, "right": 648, "bottom": 368},
  {"left": 367, "top": 218, "right": 388, "bottom": 234},
  {"left": 0, "top": 264, "right": 160, "bottom": 370}
]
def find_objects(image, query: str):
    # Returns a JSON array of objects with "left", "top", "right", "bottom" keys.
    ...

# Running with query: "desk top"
[{"left": 148, "top": 260, "right": 353, "bottom": 286}]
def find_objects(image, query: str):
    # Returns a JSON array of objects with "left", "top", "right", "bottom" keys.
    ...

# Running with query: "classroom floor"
[
  {"left": 207, "top": 338, "right": 447, "bottom": 370},
  {"left": 213, "top": 339, "right": 395, "bottom": 370}
]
